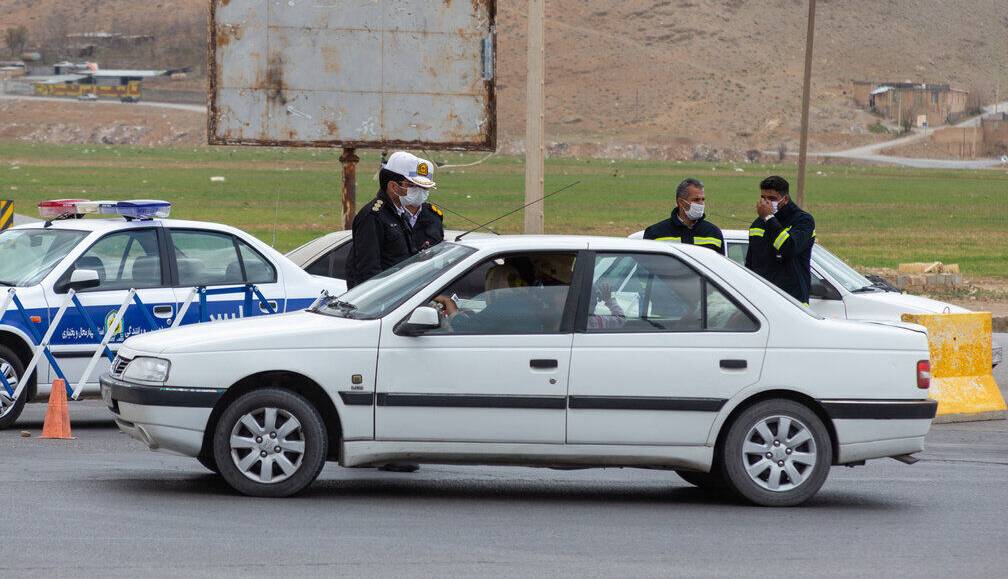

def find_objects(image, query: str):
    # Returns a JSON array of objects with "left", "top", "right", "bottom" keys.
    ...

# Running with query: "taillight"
[{"left": 917, "top": 360, "right": 931, "bottom": 389}]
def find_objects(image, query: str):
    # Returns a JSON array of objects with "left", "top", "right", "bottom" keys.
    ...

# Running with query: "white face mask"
[
  {"left": 401, "top": 186, "right": 428, "bottom": 209},
  {"left": 685, "top": 202, "right": 705, "bottom": 221},
  {"left": 770, "top": 201, "right": 779, "bottom": 214}
]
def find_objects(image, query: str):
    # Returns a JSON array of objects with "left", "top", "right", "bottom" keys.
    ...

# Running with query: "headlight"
[{"left": 123, "top": 357, "right": 171, "bottom": 384}]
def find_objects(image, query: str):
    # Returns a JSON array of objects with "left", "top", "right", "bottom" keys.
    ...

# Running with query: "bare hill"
[{"left": 5, "top": 0, "right": 1008, "bottom": 154}]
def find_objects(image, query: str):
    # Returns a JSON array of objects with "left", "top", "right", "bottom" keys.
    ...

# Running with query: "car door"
[
  {"left": 167, "top": 228, "right": 285, "bottom": 324},
  {"left": 46, "top": 226, "right": 178, "bottom": 385},
  {"left": 567, "top": 251, "right": 768, "bottom": 446},
  {"left": 374, "top": 251, "right": 578, "bottom": 443}
]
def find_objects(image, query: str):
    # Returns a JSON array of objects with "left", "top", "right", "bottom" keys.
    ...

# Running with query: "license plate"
[{"left": 101, "top": 384, "right": 114, "bottom": 409}]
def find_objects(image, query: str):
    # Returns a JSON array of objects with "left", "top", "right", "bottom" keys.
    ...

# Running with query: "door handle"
[
  {"left": 720, "top": 359, "right": 747, "bottom": 370},
  {"left": 153, "top": 305, "right": 174, "bottom": 319},
  {"left": 530, "top": 359, "right": 558, "bottom": 370},
  {"left": 259, "top": 301, "right": 278, "bottom": 313}
]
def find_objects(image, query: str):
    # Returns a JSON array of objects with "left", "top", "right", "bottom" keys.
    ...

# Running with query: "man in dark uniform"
[
  {"left": 345, "top": 151, "right": 438, "bottom": 289},
  {"left": 643, "top": 178, "right": 725, "bottom": 255},
  {"left": 400, "top": 155, "right": 445, "bottom": 251},
  {"left": 745, "top": 175, "right": 816, "bottom": 304}
]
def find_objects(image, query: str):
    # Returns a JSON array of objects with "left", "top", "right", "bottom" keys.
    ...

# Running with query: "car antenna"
[
  {"left": 433, "top": 202, "right": 501, "bottom": 235},
  {"left": 454, "top": 181, "right": 581, "bottom": 242}
]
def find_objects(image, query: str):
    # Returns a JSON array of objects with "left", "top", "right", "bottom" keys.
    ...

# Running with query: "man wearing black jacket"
[
  {"left": 345, "top": 151, "right": 438, "bottom": 289},
  {"left": 745, "top": 176, "right": 816, "bottom": 304},
  {"left": 643, "top": 178, "right": 725, "bottom": 255}
]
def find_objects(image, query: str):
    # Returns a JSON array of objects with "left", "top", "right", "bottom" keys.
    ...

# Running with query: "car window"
[
  {"left": 237, "top": 239, "right": 277, "bottom": 284},
  {"left": 428, "top": 252, "right": 576, "bottom": 335},
  {"left": 171, "top": 230, "right": 275, "bottom": 287},
  {"left": 586, "top": 252, "right": 757, "bottom": 333},
  {"left": 726, "top": 241, "right": 746, "bottom": 266},
  {"left": 67, "top": 229, "right": 162, "bottom": 291},
  {"left": 306, "top": 240, "right": 353, "bottom": 279}
]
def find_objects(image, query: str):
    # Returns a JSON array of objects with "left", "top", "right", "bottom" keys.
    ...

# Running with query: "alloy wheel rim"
[
  {"left": 0, "top": 359, "right": 20, "bottom": 419},
  {"left": 230, "top": 407, "right": 305, "bottom": 484},
  {"left": 741, "top": 415, "right": 817, "bottom": 492}
]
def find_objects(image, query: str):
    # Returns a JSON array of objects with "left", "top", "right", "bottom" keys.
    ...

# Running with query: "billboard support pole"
[
  {"left": 795, "top": 0, "right": 816, "bottom": 207},
  {"left": 524, "top": 0, "right": 545, "bottom": 234},
  {"left": 340, "top": 147, "right": 360, "bottom": 231}
]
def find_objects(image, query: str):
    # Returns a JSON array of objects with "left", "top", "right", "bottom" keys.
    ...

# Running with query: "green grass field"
[{"left": 3, "top": 142, "right": 1007, "bottom": 277}]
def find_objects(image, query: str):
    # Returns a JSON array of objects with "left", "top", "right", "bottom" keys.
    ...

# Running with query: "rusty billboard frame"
[{"left": 207, "top": 0, "right": 497, "bottom": 151}]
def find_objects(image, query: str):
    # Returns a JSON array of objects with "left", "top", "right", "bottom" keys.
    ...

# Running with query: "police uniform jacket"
[
  {"left": 643, "top": 210, "right": 725, "bottom": 255},
  {"left": 744, "top": 200, "right": 816, "bottom": 303},
  {"left": 412, "top": 202, "right": 445, "bottom": 251},
  {"left": 345, "top": 191, "right": 417, "bottom": 289}
]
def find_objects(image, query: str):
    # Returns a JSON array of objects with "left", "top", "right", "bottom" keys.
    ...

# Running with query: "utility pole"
[
  {"left": 795, "top": 0, "right": 816, "bottom": 207},
  {"left": 524, "top": 0, "right": 545, "bottom": 234}
]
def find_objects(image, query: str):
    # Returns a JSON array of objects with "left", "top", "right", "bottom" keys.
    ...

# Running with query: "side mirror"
[
  {"left": 399, "top": 306, "right": 441, "bottom": 336},
  {"left": 809, "top": 276, "right": 840, "bottom": 301},
  {"left": 67, "top": 269, "right": 101, "bottom": 291}
]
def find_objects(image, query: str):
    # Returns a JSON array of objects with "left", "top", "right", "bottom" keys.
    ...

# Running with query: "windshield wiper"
[
  {"left": 0, "top": 280, "right": 17, "bottom": 286},
  {"left": 851, "top": 285, "right": 880, "bottom": 293}
]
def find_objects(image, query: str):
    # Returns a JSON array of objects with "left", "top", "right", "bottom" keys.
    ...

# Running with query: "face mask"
[
  {"left": 685, "top": 202, "right": 705, "bottom": 221},
  {"left": 770, "top": 201, "right": 779, "bottom": 214},
  {"left": 401, "top": 186, "right": 428, "bottom": 209}
]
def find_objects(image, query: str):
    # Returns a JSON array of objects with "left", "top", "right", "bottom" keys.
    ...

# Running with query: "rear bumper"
[
  {"left": 820, "top": 399, "right": 937, "bottom": 464},
  {"left": 100, "top": 374, "right": 220, "bottom": 457}
]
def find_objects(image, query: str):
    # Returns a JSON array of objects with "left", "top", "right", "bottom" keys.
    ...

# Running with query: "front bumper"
[{"left": 100, "top": 374, "right": 224, "bottom": 457}]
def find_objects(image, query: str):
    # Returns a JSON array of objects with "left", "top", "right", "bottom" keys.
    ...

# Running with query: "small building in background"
[{"left": 852, "top": 81, "right": 968, "bottom": 127}]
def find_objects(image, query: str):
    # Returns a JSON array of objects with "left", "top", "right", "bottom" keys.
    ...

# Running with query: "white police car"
[{"left": 0, "top": 200, "right": 343, "bottom": 428}]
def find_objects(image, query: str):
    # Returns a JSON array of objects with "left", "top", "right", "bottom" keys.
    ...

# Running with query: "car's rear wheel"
[
  {"left": 212, "top": 388, "right": 327, "bottom": 497},
  {"left": 0, "top": 345, "right": 28, "bottom": 430},
  {"left": 721, "top": 399, "right": 832, "bottom": 507},
  {"left": 675, "top": 469, "right": 728, "bottom": 491}
]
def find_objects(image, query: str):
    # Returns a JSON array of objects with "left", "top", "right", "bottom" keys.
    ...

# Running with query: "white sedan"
[{"left": 101, "top": 236, "right": 936, "bottom": 506}]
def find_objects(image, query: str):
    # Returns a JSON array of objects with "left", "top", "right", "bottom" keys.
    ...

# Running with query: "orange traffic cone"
[{"left": 41, "top": 379, "right": 73, "bottom": 439}]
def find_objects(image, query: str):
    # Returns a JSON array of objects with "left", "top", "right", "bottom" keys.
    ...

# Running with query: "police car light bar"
[
  {"left": 38, "top": 199, "right": 171, "bottom": 221},
  {"left": 106, "top": 200, "right": 171, "bottom": 220},
  {"left": 38, "top": 199, "right": 90, "bottom": 220}
]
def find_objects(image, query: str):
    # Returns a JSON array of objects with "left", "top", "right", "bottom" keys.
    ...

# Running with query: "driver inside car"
[{"left": 433, "top": 255, "right": 574, "bottom": 334}]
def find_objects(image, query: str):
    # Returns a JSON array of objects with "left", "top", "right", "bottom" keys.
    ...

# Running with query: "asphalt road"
[
  {"left": 817, "top": 100, "right": 1008, "bottom": 169},
  {"left": 0, "top": 93, "right": 205, "bottom": 114},
  {"left": 2, "top": 347, "right": 1007, "bottom": 579}
]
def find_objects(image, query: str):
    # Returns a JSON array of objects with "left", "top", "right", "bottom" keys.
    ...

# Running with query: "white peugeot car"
[
  {"left": 101, "top": 236, "right": 936, "bottom": 506},
  {"left": 631, "top": 229, "right": 1002, "bottom": 366},
  {"left": 0, "top": 200, "right": 342, "bottom": 428}
]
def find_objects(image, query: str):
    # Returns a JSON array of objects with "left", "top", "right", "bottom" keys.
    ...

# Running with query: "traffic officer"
[
  {"left": 643, "top": 178, "right": 725, "bottom": 254},
  {"left": 744, "top": 175, "right": 816, "bottom": 304},
  {"left": 345, "top": 151, "right": 437, "bottom": 289},
  {"left": 400, "top": 157, "right": 445, "bottom": 251}
]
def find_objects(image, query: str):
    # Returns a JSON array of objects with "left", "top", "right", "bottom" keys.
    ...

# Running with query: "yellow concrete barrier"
[{"left": 901, "top": 312, "right": 1007, "bottom": 423}]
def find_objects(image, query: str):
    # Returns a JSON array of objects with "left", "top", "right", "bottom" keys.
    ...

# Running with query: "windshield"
[
  {"left": 0, "top": 228, "right": 88, "bottom": 287},
  {"left": 812, "top": 245, "right": 873, "bottom": 292},
  {"left": 312, "top": 242, "right": 476, "bottom": 319}
]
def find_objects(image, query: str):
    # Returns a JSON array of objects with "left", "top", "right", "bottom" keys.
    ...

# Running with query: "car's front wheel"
[
  {"left": 212, "top": 388, "right": 327, "bottom": 497},
  {"left": 0, "top": 345, "right": 28, "bottom": 430},
  {"left": 721, "top": 399, "right": 832, "bottom": 507}
]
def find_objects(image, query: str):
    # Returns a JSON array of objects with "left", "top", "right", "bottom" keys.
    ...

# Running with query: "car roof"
[
  {"left": 11, "top": 217, "right": 247, "bottom": 235},
  {"left": 629, "top": 228, "right": 749, "bottom": 240},
  {"left": 453, "top": 234, "right": 702, "bottom": 255}
]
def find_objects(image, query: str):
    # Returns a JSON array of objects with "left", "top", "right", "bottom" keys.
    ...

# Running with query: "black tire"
[
  {"left": 675, "top": 469, "right": 728, "bottom": 491},
  {"left": 212, "top": 388, "right": 327, "bottom": 498},
  {"left": 0, "top": 344, "right": 28, "bottom": 430},
  {"left": 196, "top": 454, "right": 219, "bottom": 474},
  {"left": 721, "top": 399, "right": 833, "bottom": 507}
]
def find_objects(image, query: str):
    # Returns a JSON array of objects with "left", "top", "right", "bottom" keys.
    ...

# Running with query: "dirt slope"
[{"left": 4, "top": 0, "right": 1008, "bottom": 152}]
